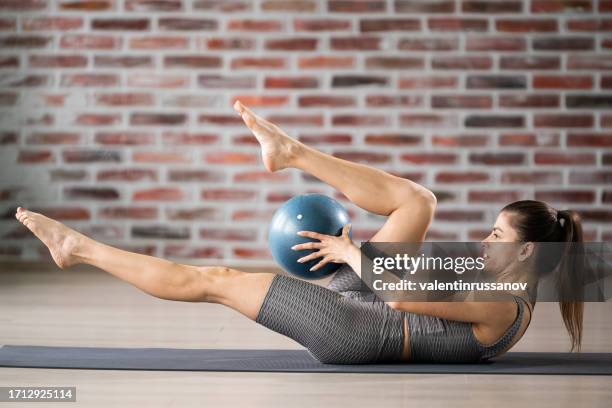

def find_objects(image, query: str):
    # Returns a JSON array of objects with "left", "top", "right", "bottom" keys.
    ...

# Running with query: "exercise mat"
[{"left": 1, "top": 345, "right": 611, "bottom": 375}]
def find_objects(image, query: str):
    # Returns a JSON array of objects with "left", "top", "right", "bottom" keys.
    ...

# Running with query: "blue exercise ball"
[{"left": 268, "top": 193, "right": 352, "bottom": 279}]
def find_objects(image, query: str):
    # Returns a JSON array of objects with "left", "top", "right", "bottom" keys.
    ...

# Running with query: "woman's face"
[{"left": 480, "top": 211, "right": 522, "bottom": 275}]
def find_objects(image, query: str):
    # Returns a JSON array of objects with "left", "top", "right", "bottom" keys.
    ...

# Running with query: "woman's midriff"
[{"left": 400, "top": 317, "right": 411, "bottom": 361}]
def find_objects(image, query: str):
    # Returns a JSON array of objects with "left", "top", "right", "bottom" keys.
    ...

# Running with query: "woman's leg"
[
  {"left": 234, "top": 101, "right": 436, "bottom": 243},
  {"left": 14, "top": 207, "right": 273, "bottom": 320}
]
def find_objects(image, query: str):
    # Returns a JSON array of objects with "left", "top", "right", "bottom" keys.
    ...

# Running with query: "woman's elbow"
[{"left": 386, "top": 301, "right": 403, "bottom": 311}]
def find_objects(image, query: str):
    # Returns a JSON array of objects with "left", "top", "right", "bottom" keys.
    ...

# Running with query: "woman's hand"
[{"left": 291, "top": 223, "right": 355, "bottom": 271}]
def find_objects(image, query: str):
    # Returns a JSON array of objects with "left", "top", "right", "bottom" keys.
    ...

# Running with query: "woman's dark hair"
[{"left": 501, "top": 200, "right": 584, "bottom": 352}]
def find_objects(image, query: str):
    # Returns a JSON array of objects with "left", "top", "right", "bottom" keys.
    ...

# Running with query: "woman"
[{"left": 13, "top": 100, "right": 583, "bottom": 364}]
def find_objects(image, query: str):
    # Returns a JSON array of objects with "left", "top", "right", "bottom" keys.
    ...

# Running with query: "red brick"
[
  {"left": 97, "top": 169, "right": 157, "bottom": 181},
  {"left": 531, "top": 0, "right": 592, "bottom": 13},
  {"left": 28, "top": 55, "right": 87, "bottom": 68},
  {"left": 231, "top": 209, "right": 276, "bottom": 221},
  {"left": 261, "top": 0, "right": 315, "bottom": 11},
  {"left": 60, "top": 73, "right": 118, "bottom": 87},
  {"left": 535, "top": 190, "right": 596, "bottom": 203},
  {"left": 94, "top": 56, "right": 153, "bottom": 68},
  {"left": 366, "top": 95, "right": 423, "bottom": 107},
  {"left": 26, "top": 132, "right": 80, "bottom": 144},
  {"left": 431, "top": 55, "right": 493, "bottom": 70},
  {"left": 17, "top": 149, "right": 53, "bottom": 163},
  {"left": 400, "top": 113, "right": 459, "bottom": 127},
  {"left": 95, "top": 131, "right": 154, "bottom": 145},
  {"left": 499, "top": 133, "right": 560, "bottom": 147},
  {"left": 298, "top": 56, "right": 354, "bottom": 69},
  {"left": 91, "top": 18, "right": 149, "bottom": 30},
  {"left": 0, "top": 35, "right": 51, "bottom": 48},
  {"left": 0, "top": 56, "right": 19, "bottom": 68},
  {"left": 399, "top": 76, "right": 458, "bottom": 89},
  {"left": 193, "top": 0, "right": 252, "bottom": 12},
  {"left": 535, "top": 152, "right": 595, "bottom": 165},
  {"left": 501, "top": 171, "right": 563, "bottom": 185},
  {"left": 462, "top": 1, "right": 523, "bottom": 13},
  {"left": 75, "top": 113, "right": 120, "bottom": 126},
  {"left": 435, "top": 210, "right": 485, "bottom": 222},
  {"left": 332, "top": 114, "right": 389, "bottom": 126},
  {"left": 0, "top": 131, "right": 18, "bottom": 144},
  {"left": 60, "top": 34, "right": 120, "bottom": 49},
  {"left": 465, "top": 36, "right": 526, "bottom": 51},
  {"left": 198, "top": 75, "right": 256, "bottom": 88},
  {"left": 158, "top": 17, "right": 217, "bottom": 30},
  {"left": 0, "top": 0, "right": 46, "bottom": 10},
  {"left": 265, "top": 38, "right": 318, "bottom": 51},
  {"left": 365, "top": 134, "right": 421, "bottom": 145},
  {"left": 469, "top": 190, "right": 524, "bottom": 203},
  {"left": 168, "top": 170, "right": 224, "bottom": 182},
  {"left": 293, "top": 19, "right": 352, "bottom": 31},
  {"left": 264, "top": 76, "right": 318, "bottom": 89},
  {"left": 566, "top": 18, "right": 612, "bottom": 31},
  {"left": 569, "top": 171, "right": 612, "bottom": 184},
  {"left": 133, "top": 188, "right": 185, "bottom": 201},
  {"left": 435, "top": 172, "right": 490, "bottom": 183},
  {"left": 231, "top": 57, "right": 287, "bottom": 69},
  {"left": 330, "top": 36, "right": 382, "bottom": 50},
  {"left": 499, "top": 94, "right": 560, "bottom": 108},
  {"left": 133, "top": 151, "right": 191, "bottom": 163},
  {"left": 203, "top": 151, "right": 257, "bottom": 165},
  {"left": 365, "top": 57, "right": 424, "bottom": 69},
  {"left": 125, "top": 0, "right": 181, "bottom": 11},
  {"left": 431, "top": 94, "right": 492, "bottom": 108},
  {"left": 534, "top": 114, "right": 594, "bottom": 128},
  {"left": 206, "top": 37, "right": 255, "bottom": 50},
  {"left": 401, "top": 153, "right": 457, "bottom": 165},
  {"left": 567, "top": 55, "right": 612, "bottom": 70},
  {"left": 500, "top": 56, "right": 560, "bottom": 70},
  {"left": 132, "top": 225, "right": 189, "bottom": 239},
  {"left": 64, "top": 187, "right": 119, "bottom": 200},
  {"left": 59, "top": 1, "right": 112, "bottom": 11},
  {"left": 428, "top": 18, "right": 488, "bottom": 32},
  {"left": 227, "top": 19, "right": 283, "bottom": 31},
  {"left": 265, "top": 114, "right": 323, "bottom": 127},
  {"left": 129, "top": 36, "right": 188, "bottom": 49},
  {"left": 469, "top": 152, "right": 525, "bottom": 165},
  {"left": 397, "top": 38, "right": 458, "bottom": 51},
  {"left": 95, "top": 93, "right": 154, "bottom": 106},
  {"left": 495, "top": 19, "right": 557, "bottom": 32},
  {"left": 359, "top": 18, "right": 420, "bottom": 32},
  {"left": 233, "top": 247, "right": 272, "bottom": 259},
  {"left": 432, "top": 134, "right": 489, "bottom": 147},
  {"left": 166, "top": 207, "right": 223, "bottom": 221},
  {"left": 567, "top": 133, "right": 612, "bottom": 147},
  {"left": 233, "top": 171, "right": 290, "bottom": 183},
  {"left": 395, "top": 1, "right": 455, "bottom": 13},
  {"left": 130, "top": 112, "right": 186, "bottom": 125},
  {"left": 165, "top": 55, "right": 222, "bottom": 68},
  {"left": 298, "top": 133, "right": 352, "bottom": 144},
  {"left": 298, "top": 95, "right": 355, "bottom": 107},
  {"left": 22, "top": 17, "right": 83, "bottom": 31},
  {"left": 63, "top": 150, "right": 121, "bottom": 162},
  {"left": 328, "top": 1, "right": 386, "bottom": 13},
  {"left": 200, "top": 228, "right": 257, "bottom": 241},
  {"left": 201, "top": 188, "right": 257, "bottom": 200},
  {"left": 533, "top": 75, "right": 593, "bottom": 89},
  {"left": 128, "top": 73, "right": 188, "bottom": 88},
  {"left": 162, "top": 132, "right": 218, "bottom": 145},
  {"left": 99, "top": 207, "right": 157, "bottom": 219},
  {"left": 197, "top": 114, "right": 243, "bottom": 126}
]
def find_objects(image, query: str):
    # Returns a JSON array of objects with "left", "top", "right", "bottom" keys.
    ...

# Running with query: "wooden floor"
[{"left": 1, "top": 264, "right": 611, "bottom": 407}]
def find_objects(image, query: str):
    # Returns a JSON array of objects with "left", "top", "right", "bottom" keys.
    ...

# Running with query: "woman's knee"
[{"left": 192, "top": 266, "right": 244, "bottom": 303}]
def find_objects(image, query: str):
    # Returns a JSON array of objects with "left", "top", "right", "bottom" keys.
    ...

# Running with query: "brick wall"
[{"left": 1, "top": 0, "right": 611, "bottom": 266}]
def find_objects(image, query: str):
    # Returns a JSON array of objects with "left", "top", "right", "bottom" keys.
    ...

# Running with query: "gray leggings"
[{"left": 255, "top": 264, "right": 405, "bottom": 364}]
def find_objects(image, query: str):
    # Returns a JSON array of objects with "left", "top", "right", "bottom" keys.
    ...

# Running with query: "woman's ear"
[{"left": 518, "top": 242, "right": 534, "bottom": 262}]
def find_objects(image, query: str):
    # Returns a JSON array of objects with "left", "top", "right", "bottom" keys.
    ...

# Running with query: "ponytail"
[
  {"left": 556, "top": 210, "right": 584, "bottom": 352},
  {"left": 501, "top": 201, "right": 585, "bottom": 352}
]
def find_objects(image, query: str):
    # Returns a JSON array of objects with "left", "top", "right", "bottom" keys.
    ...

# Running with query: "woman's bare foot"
[
  {"left": 14, "top": 206, "right": 88, "bottom": 269},
  {"left": 233, "top": 100, "right": 302, "bottom": 172}
]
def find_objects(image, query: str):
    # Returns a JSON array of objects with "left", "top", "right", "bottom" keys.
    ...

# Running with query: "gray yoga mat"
[{"left": 1, "top": 345, "right": 611, "bottom": 375}]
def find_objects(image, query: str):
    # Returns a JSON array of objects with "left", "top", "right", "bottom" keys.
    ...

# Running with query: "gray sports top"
[{"left": 406, "top": 295, "right": 533, "bottom": 363}]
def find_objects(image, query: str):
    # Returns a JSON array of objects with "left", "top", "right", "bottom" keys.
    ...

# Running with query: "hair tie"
[{"left": 557, "top": 210, "right": 565, "bottom": 228}]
